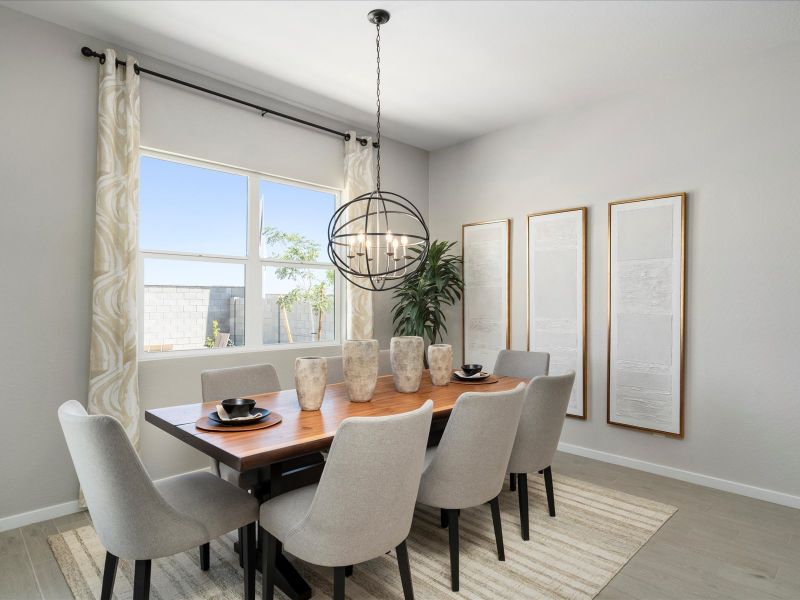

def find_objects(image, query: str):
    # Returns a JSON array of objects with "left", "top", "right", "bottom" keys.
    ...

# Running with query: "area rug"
[{"left": 48, "top": 474, "right": 676, "bottom": 599}]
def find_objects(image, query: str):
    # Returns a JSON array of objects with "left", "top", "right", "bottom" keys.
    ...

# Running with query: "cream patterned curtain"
[
  {"left": 343, "top": 132, "right": 375, "bottom": 340},
  {"left": 88, "top": 49, "right": 141, "bottom": 447}
]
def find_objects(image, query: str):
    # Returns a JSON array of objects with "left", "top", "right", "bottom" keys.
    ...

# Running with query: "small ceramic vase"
[
  {"left": 390, "top": 336, "right": 424, "bottom": 393},
  {"left": 294, "top": 357, "right": 327, "bottom": 411},
  {"left": 343, "top": 339, "right": 379, "bottom": 402},
  {"left": 427, "top": 343, "right": 453, "bottom": 386}
]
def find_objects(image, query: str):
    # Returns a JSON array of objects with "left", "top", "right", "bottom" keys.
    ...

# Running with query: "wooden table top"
[{"left": 145, "top": 372, "right": 527, "bottom": 472}]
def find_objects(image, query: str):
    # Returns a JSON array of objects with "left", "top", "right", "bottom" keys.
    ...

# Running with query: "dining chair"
[
  {"left": 326, "top": 348, "right": 392, "bottom": 384},
  {"left": 492, "top": 349, "right": 550, "bottom": 492},
  {"left": 507, "top": 371, "right": 575, "bottom": 540},
  {"left": 201, "top": 363, "right": 282, "bottom": 489},
  {"left": 58, "top": 400, "right": 259, "bottom": 600},
  {"left": 259, "top": 400, "right": 434, "bottom": 600},
  {"left": 417, "top": 384, "right": 526, "bottom": 592}
]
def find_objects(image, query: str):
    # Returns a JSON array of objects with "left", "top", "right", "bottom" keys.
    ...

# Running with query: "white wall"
[
  {"left": 429, "top": 42, "right": 800, "bottom": 500},
  {"left": 0, "top": 6, "right": 428, "bottom": 522}
]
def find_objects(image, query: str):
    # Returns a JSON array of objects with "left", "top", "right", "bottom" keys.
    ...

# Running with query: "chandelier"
[{"left": 327, "top": 9, "right": 430, "bottom": 292}]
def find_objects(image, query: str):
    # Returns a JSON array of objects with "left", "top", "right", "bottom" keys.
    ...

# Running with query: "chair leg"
[
  {"left": 489, "top": 496, "right": 505, "bottom": 561},
  {"left": 133, "top": 560, "right": 151, "bottom": 600},
  {"left": 199, "top": 542, "right": 210, "bottom": 571},
  {"left": 543, "top": 466, "right": 556, "bottom": 517},
  {"left": 333, "top": 566, "right": 346, "bottom": 600},
  {"left": 344, "top": 565, "right": 353, "bottom": 577},
  {"left": 440, "top": 508, "right": 448, "bottom": 529},
  {"left": 261, "top": 527, "right": 276, "bottom": 600},
  {"left": 243, "top": 523, "right": 256, "bottom": 600},
  {"left": 447, "top": 509, "right": 460, "bottom": 592},
  {"left": 510, "top": 473, "right": 517, "bottom": 491},
  {"left": 100, "top": 552, "right": 118, "bottom": 600},
  {"left": 238, "top": 527, "right": 245, "bottom": 568},
  {"left": 518, "top": 472, "right": 530, "bottom": 541},
  {"left": 396, "top": 539, "right": 414, "bottom": 600}
]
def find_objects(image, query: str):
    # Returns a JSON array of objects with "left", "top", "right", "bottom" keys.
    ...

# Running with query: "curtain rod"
[{"left": 81, "top": 46, "right": 378, "bottom": 148}]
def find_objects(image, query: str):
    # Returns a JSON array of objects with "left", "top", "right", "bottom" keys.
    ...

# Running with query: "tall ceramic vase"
[
  {"left": 343, "top": 339, "right": 379, "bottom": 402},
  {"left": 295, "top": 357, "right": 327, "bottom": 411},
  {"left": 427, "top": 343, "right": 453, "bottom": 386},
  {"left": 390, "top": 336, "right": 424, "bottom": 393}
]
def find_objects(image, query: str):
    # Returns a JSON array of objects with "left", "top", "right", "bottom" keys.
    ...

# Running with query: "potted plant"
[{"left": 391, "top": 240, "right": 464, "bottom": 366}]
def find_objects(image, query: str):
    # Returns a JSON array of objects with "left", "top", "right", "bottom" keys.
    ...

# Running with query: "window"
[{"left": 139, "top": 151, "right": 340, "bottom": 354}]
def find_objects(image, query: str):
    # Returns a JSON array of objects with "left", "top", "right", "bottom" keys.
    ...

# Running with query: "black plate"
[{"left": 208, "top": 409, "right": 270, "bottom": 427}]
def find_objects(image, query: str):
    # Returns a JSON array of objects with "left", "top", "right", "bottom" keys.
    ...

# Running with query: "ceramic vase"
[
  {"left": 343, "top": 339, "right": 379, "bottom": 402},
  {"left": 427, "top": 343, "right": 453, "bottom": 386},
  {"left": 294, "top": 357, "right": 327, "bottom": 411},
  {"left": 390, "top": 336, "right": 424, "bottom": 393}
]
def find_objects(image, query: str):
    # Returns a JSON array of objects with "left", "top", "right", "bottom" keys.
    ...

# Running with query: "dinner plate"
[
  {"left": 454, "top": 370, "right": 491, "bottom": 380},
  {"left": 208, "top": 409, "right": 270, "bottom": 426}
]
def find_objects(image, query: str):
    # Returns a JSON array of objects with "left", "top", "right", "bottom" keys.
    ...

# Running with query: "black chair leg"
[
  {"left": 344, "top": 565, "right": 353, "bottom": 577},
  {"left": 543, "top": 466, "right": 556, "bottom": 517},
  {"left": 100, "top": 552, "right": 118, "bottom": 600},
  {"left": 489, "top": 496, "right": 505, "bottom": 561},
  {"left": 440, "top": 508, "right": 448, "bottom": 529},
  {"left": 396, "top": 539, "right": 414, "bottom": 600},
  {"left": 199, "top": 542, "right": 210, "bottom": 571},
  {"left": 243, "top": 523, "right": 256, "bottom": 600},
  {"left": 510, "top": 473, "right": 517, "bottom": 491},
  {"left": 333, "top": 566, "right": 346, "bottom": 600},
  {"left": 133, "top": 560, "right": 151, "bottom": 600},
  {"left": 262, "top": 527, "right": 276, "bottom": 600},
  {"left": 238, "top": 527, "right": 245, "bottom": 568},
  {"left": 447, "top": 509, "right": 459, "bottom": 591},
  {"left": 518, "top": 472, "right": 530, "bottom": 541}
]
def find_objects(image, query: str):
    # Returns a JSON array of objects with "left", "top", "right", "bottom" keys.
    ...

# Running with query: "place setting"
[
  {"left": 451, "top": 363, "right": 499, "bottom": 384},
  {"left": 195, "top": 397, "right": 283, "bottom": 432}
]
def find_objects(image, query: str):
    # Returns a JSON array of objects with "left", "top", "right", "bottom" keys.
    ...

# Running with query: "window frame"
[{"left": 137, "top": 147, "right": 343, "bottom": 360}]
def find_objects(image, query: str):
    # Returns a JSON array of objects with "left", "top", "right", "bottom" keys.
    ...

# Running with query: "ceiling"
[{"left": 5, "top": 0, "right": 800, "bottom": 150}]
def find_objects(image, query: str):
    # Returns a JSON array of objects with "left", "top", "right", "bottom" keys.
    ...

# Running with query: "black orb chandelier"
[{"left": 327, "top": 8, "right": 430, "bottom": 292}]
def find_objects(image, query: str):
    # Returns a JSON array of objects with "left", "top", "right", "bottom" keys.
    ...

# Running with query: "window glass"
[{"left": 262, "top": 265, "right": 335, "bottom": 344}]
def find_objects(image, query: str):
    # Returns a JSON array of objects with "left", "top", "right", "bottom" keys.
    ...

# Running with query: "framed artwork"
[
  {"left": 527, "top": 208, "right": 587, "bottom": 419},
  {"left": 608, "top": 193, "right": 686, "bottom": 437},
  {"left": 461, "top": 219, "right": 511, "bottom": 369}
]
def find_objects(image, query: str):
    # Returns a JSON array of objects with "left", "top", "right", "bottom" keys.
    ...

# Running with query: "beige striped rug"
[{"left": 48, "top": 474, "right": 676, "bottom": 599}]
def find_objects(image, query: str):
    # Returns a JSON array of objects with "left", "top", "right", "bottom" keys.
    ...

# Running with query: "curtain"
[
  {"left": 343, "top": 132, "right": 375, "bottom": 340},
  {"left": 88, "top": 49, "right": 142, "bottom": 447}
]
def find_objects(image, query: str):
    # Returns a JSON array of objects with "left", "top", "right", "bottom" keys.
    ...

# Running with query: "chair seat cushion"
[
  {"left": 155, "top": 471, "right": 259, "bottom": 541},
  {"left": 259, "top": 484, "right": 317, "bottom": 543}
]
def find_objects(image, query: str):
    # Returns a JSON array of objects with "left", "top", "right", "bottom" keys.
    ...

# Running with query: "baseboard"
[
  {"left": 558, "top": 442, "right": 800, "bottom": 509},
  {"left": 0, "top": 467, "right": 212, "bottom": 533}
]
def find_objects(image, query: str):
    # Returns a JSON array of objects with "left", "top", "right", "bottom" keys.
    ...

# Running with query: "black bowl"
[
  {"left": 221, "top": 398, "right": 256, "bottom": 419},
  {"left": 461, "top": 364, "right": 483, "bottom": 377}
]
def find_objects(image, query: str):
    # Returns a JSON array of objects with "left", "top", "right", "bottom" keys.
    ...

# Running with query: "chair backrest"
[
  {"left": 419, "top": 384, "right": 526, "bottom": 509},
  {"left": 57, "top": 401, "right": 204, "bottom": 559},
  {"left": 201, "top": 363, "right": 281, "bottom": 402},
  {"left": 284, "top": 400, "right": 433, "bottom": 566},
  {"left": 493, "top": 349, "right": 550, "bottom": 379},
  {"left": 326, "top": 349, "right": 391, "bottom": 385},
  {"left": 507, "top": 372, "right": 575, "bottom": 474}
]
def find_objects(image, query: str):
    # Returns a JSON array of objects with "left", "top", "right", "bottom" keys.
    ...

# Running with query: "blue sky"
[{"left": 140, "top": 155, "right": 335, "bottom": 290}]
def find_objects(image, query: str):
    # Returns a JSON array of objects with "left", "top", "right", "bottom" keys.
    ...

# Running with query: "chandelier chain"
[{"left": 375, "top": 22, "right": 381, "bottom": 191}]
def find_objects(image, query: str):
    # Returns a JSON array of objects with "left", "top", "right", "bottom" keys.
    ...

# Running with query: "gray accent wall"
[
  {"left": 0, "top": 6, "right": 428, "bottom": 522},
  {"left": 429, "top": 42, "right": 800, "bottom": 500}
]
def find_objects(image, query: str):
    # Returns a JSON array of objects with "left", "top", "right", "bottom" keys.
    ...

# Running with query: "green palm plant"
[{"left": 391, "top": 240, "right": 464, "bottom": 356}]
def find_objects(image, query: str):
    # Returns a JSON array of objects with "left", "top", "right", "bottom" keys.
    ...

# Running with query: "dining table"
[{"left": 145, "top": 371, "right": 527, "bottom": 600}]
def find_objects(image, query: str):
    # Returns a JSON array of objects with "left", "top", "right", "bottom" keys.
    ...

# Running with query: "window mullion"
[{"left": 245, "top": 174, "right": 263, "bottom": 349}]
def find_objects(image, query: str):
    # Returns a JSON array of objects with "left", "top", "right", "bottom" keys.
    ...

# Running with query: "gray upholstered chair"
[
  {"left": 326, "top": 348, "right": 392, "bottom": 384},
  {"left": 507, "top": 372, "right": 575, "bottom": 540},
  {"left": 58, "top": 401, "right": 259, "bottom": 600},
  {"left": 417, "top": 384, "right": 526, "bottom": 592},
  {"left": 201, "top": 363, "right": 282, "bottom": 489},
  {"left": 260, "top": 400, "right": 433, "bottom": 600}
]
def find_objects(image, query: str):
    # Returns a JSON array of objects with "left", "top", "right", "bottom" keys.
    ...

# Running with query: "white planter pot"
[
  {"left": 427, "top": 344, "right": 453, "bottom": 386},
  {"left": 390, "top": 336, "right": 424, "bottom": 393},
  {"left": 343, "top": 339, "right": 379, "bottom": 402},
  {"left": 294, "top": 357, "right": 327, "bottom": 411}
]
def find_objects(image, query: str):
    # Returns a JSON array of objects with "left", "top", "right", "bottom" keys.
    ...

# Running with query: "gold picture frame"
[
  {"left": 461, "top": 219, "right": 511, "bottom": 367},
  {"left": 527, "top": 207, "right": 588, "bottom": 419},
  {"left": 607, "top": 193, "right": 686, "bottom": 438}
]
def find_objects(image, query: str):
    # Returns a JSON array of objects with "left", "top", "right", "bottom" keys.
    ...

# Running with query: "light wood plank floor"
[{"left": 1, "top": 452, "right": 798, "bottom": 599}]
